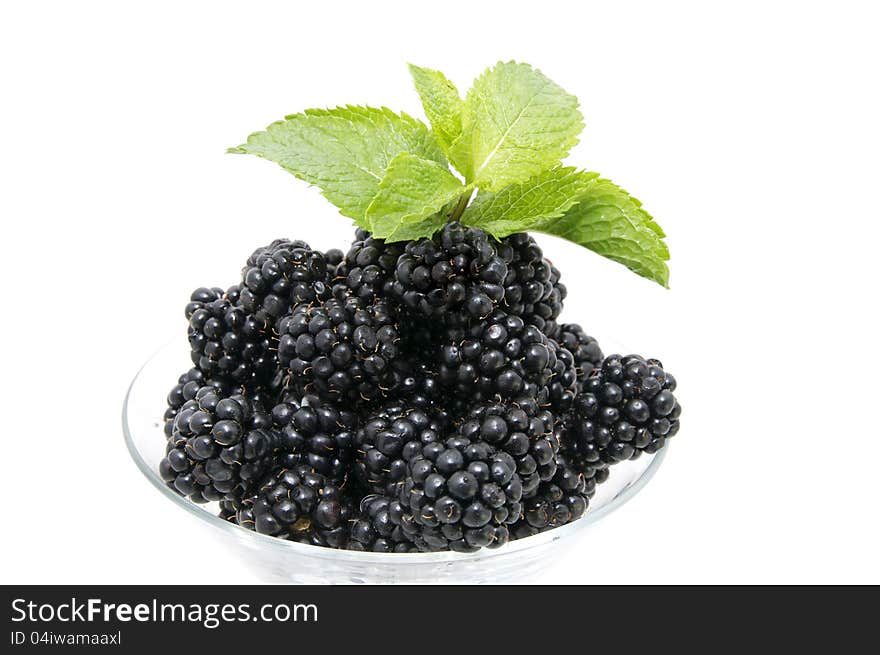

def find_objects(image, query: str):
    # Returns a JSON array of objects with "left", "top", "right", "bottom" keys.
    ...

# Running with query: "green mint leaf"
[
  {"left": 408, "top": 64, "right": 463, "bottom": 154},
  {"left": 541, "top": 176, "right": 670, "bottom": 287},
  {"left": 448, "top": 61, "right": 583, "bottom": 191},
  {"left": 460, "top": 167, "right": 597, "bottom": 236},
  {"left": 366, "top": 153, "right": 467, "bottom": 242},
  {"left": 229, "top": 106, "right": 444, "bottom": 227}
]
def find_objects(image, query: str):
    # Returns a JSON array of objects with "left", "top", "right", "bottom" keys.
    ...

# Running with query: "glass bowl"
[{"left": 123, "top": 339, "right": 667, "bottom": 584}]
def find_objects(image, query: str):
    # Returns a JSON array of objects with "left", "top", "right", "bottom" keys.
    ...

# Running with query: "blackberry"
[
  {"left": 269, "top": 395, "right": 357, "bottom": 481},
  {"left": 333, "top": 229, "right": 403, "bottom": 303},
  {"left": 353, "top": 402, "right": 449, "bottom": 495},
  {"left": 557, "top": 323, "right": 604, "bottom": 385},
  {"left": 391, "top": 436, "right": 523, "bottom": 552},
  {"left": 391, "top": 222, "right": 509, "bottom": 321},
  {"left": 236, "top": 465, "right": 354, "bottom": 548},
  {"left": 239, "top": 239, "right": 330, "bottom": 320},
  {"left": 500, "top": 233, "right": 566, "bottom": 335},
  {"left": 186, "top": 287, "right": 274, "bottom": 384},
  {"left": 159, "top": 385, "right": 275, "bottom": 504},
  {"left": 511, "top": 452, "right": 595, "bottom": 538},
  {"left": 276, "top": 296, "right": 402, "bottom": 403},
  {"left": 162, "top": 367, "right": 228, "bottom": 437},
  {"left": 438, "top": 311, "right": 575, "bottom": 404},
  {"left": 347, "top": 494, "right": 418, "bottom": 552},
  {"left": 568, "top": 354, "right": 681, "bottom": 466},
  {"left": 457, "top": 396, "right": 561, "bottom": 497}
]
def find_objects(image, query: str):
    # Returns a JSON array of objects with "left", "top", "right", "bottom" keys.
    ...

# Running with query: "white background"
[{"left": 1, "top": 1, "right": 877, "bottom": 584}]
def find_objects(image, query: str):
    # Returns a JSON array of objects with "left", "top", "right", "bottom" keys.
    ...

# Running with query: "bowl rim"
[{"left": 123, "top": 340, "right": 667, "bottom": 565}]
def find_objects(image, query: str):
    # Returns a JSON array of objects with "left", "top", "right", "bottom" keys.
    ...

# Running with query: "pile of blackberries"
[{"left": 160, "top": 223, "right": 681, "bottom": 553}]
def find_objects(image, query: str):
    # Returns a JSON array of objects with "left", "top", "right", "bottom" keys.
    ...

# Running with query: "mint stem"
[{"left": 448, "top": 192, "right": 470, "bottom": 222}]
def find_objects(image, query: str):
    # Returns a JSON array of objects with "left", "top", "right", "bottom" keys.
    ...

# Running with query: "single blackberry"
[
  {"left": 391, "top": 436, "right": 523, "bottom": 552},
  {"left": 239, "top": 239, "right": 330, "bottom": 320},
  {"left": 457, "top": 396, "right": 561, "bottom": 497},
  {"left": 186, "top": 287, "right": 274, "bottom": 384},
  {"left": 557, "top": 323, "right": 604, "bottom": 385},
  {"left": 500, "top": 233, "right": 567, "bottom": 335},
  {"left": 236, "top": 465, "right": 354, "bottom": 548},
  {"left": 347, "top": 495, "right": 418, "bottom": 552},
  {"left": 568, "top": 354, "right": 681, "bottom": 466},
  {"left": 276, "top": 296, "right": 402, "bottom": 403},
  {"left": 159, "top": 385, "right": 275, "bottom": 504},
  {"left": 353, "top": 402, "right": 449, "bottom": 495},
  {"left": 162, "top": 367, "right": 228, "bottom": 437},
  {"left": 510, "top": 452, "right": 595, "bottom": 539},
  {"left": 438, "top": 311, "right": 575, "bottom": 404},
  {"left": 391, "top": 222, "right": 509, "bottom": 321},
  {"left": 333, "top": 229, "right": 403, "bottom": 303},
  {"left": 269, "top": 395, "right": 357, "bottom": 481}
]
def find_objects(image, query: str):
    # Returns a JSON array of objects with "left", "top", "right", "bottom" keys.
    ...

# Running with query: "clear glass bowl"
[{"left": 124, "top": 339, "right": 667, "bottom": 583}]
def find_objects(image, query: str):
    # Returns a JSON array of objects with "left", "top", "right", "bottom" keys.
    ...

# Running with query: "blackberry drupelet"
[
  {"left": 391, "top": 436, "right": 523, "bottom": 552},
  {"left": 276, "top": 296, "right": 402, "bottom": 403},
  {"left": 239, "top": 239, "right": 330, "bottom": 320},
  {"left": 159, "top": 385, "right": 275, "bottom": 504},
  {"left": 269, "top": 394, "right": 357, "bottom": 481},
  {"left": 391, "top": 222, "right": 509, "bottom": 321},
  {"left": 500, "top": 232, "right": 567, "bottom": 336},
  {"left": 236, "top": 465, "right": 354, "bottom": 548},
  {"left": 347, "top": 495, "right": 418, "bottom": 552},
  {"left": 557, "top": 323, "right": 604, "bottom": 385},
  {"left": 457, "top": 396, "right": 561, "bottom": 497},
  {"left": 568, "top": 354, "right": 681, "bottom": 466},
  {"left": 353, "top": 401, "right": 449, "bottom": 495},
  {"left": 438, "top": 311, "right": 575, "bottom": 404},
  {"left": 333, "top": 229, "right": 403, "bottom": 303},
  {"left": 186, "top": 287, "right": 274, "bottom": 385}
]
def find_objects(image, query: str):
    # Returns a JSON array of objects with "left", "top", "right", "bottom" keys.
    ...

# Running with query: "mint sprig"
[{"left": 230, "top": 62, "right": 671, "bottom": 286}]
